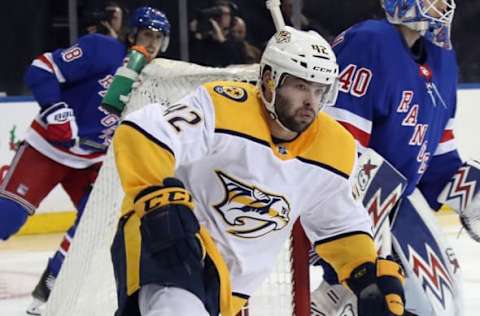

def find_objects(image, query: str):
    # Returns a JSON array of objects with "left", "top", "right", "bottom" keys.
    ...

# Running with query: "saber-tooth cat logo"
[{"left": 214, "top": 171, "right": 291, "bottom": 238}]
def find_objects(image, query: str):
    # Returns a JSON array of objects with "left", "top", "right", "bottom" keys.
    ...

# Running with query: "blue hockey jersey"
[
  {"left": 24, "top": 33, "right": 126, "bottom": 168},
  {"left": 325, "top": 19, "right": 463, "bottom": 210}
]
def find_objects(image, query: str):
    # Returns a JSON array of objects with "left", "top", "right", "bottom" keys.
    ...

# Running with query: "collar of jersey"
[{"left": 259, "top": 103, "right": 320, "bottom": 161}]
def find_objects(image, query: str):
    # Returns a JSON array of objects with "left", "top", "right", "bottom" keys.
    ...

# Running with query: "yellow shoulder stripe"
[
  {"left": 203, "top": 81, "right": 272, "bottom": 142},
  {"left": 300, "top": 112, "right": 357, "bottom": 177}
]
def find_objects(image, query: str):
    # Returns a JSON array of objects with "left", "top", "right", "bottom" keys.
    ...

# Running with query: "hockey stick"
[{"left": 266, "top": 0, "right": 286, "bottom": 31}]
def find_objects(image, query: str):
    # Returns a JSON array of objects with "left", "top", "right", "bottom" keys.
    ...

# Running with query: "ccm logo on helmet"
[{"left": 313, "top": 66, "right": 334, "bottom": 73}]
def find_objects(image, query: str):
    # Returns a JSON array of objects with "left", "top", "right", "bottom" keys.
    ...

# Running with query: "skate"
[{"left": 26, "top": 267, "right": 56, "bottom": 315}]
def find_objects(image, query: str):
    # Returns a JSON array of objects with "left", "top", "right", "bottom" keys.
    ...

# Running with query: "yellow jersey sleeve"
[
  {"left": 113, "top": 121, "right": 176, "bottom": 216},
  {"left": 113, "top": 86, "right": 216, "bottom": 217},
  {"left": 315, "top": 233, "right": 377, "bottom": 282}
]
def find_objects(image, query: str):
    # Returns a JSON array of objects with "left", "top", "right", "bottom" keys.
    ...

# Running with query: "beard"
[{"left": 275, "top": 93, "right": 315, "bottom": 133}]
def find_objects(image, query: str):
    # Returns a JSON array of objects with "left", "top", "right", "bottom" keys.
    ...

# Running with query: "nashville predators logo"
[
  {"left": 275, "top": 30, "right": 291, "bottom": 43},
  {"left": 213, "top": 85, "right": 248, "bottom": 102},
  {"left": 214, "top": 171, "right": 291, "bottom": 238}
]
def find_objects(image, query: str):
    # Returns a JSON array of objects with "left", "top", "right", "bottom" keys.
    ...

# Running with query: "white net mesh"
[{"left": 44, "top": 59, "right": 297, "bottom": 316}]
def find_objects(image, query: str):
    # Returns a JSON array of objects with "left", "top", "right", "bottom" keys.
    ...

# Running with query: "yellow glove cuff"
[{"left": 134, "top": 187, "right": 194, "bottom": 218}]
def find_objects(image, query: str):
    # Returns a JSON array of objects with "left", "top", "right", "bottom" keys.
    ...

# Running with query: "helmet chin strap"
[{"left": 260, "top": 87, "right": 296, "bottom": 134}]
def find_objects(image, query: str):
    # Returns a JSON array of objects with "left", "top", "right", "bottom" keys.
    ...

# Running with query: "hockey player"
[
  {"left": 110, "top": 26, "right": 406, "bottom": 316},
  {"left": 311, "top": 0, "right": 480, "bottom": 315},
  {"left": 0, "top": 6, "right": 170, "bottom": 315}
]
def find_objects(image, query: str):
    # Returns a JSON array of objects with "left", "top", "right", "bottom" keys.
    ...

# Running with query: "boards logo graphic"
[
  {"left": 1, "top": 126, "right": 20, "bottom": 182},
  {"left": 213, "top": 85, "right": 248, "bottom": 102},
  {"left": 214, "top": 170, "right": 290, "bottom": 238},
  {"left": 9, "top": 126, "right": 21, "bottom": 152}
]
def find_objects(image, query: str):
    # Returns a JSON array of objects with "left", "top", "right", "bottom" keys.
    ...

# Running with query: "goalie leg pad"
[
  {"left": 310, "top": 148, "right": 406, "bottom": 266},
  {"left": 391, "top": 189, "right": 464, "bottom": 316}
]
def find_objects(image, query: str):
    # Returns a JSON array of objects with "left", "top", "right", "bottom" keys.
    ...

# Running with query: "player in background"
[
  {"left": 0, "top": 6, "right": 170, "bottom": 315},
  {"left": 311, "top": 0, "right": 480, "bottom": 315},
  {"left": 110, "top": 26, "right": 406, "bottom": 316}
]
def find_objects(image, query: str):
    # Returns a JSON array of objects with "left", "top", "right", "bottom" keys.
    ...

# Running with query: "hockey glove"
[
  {"left": 345, "top": 258, "right": 405, "bottom": 316},
  {"left": 39, "top": 102, "right": 78, "bottom": 148},
  {"left": 134, "top": 177, "right": 204, "bottom": 267},
  {"left": 438, "top": 160, "right": 480, "bottom": 242}
]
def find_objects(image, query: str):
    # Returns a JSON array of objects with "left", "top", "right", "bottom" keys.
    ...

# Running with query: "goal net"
[{"left": 44, "top": 58, "right": 310, "bottom": 316}]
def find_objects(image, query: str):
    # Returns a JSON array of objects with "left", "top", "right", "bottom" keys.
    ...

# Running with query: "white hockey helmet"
[{"left": 259, "top": 26, "right": 339, "bottom": 127}]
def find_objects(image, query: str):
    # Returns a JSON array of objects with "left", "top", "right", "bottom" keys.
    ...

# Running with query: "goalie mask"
[
  {"left": 381, "top": 0, "right": 455, "bottom": 49},
  {"left": 130, "top": 6, "right": 171, "bottom": 52},
  {"left": 259, "top": 26, "right": 339, "bottom": 132}
]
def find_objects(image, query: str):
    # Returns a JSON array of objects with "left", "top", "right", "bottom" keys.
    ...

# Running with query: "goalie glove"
[
  {"left": 438, "top": 160, "right": 480, "bottom": 242},
  {"left": 134, "top": 177, "right": 204, "bottom": 267},
  {"left": 39, "top": 102, "right": 78, "bottom": 148},
  {"left": 345, "top": 258, "right": 405, "bottom": 316}
]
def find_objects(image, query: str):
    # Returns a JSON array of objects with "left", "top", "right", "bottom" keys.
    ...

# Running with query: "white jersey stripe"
[
  {"left": 32, "top": 59, "right": 54, "bottom": 74},
  {"left": 445, "top": 118, "right": 455, "bottom": 130},
  {"left": 25, "top": 129, "right": 104, "bottom": 169},
  {"left": 434, "top": 139, "right": 457, "bottom": 156},
  {"left": 44, "top": 53, "right": 66, "bottom": 83},
  {"left": 325, "top": 106, "right": 372, "bottom": 134}
]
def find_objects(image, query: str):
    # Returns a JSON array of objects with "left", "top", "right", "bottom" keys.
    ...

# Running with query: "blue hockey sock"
[{"left": 0, "top": 198, "right": 29, "bottom": 240}]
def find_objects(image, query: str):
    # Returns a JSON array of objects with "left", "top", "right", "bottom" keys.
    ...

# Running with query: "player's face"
[
  {"left": 275, "top": 75, "right": 329, "bottom": 133},
  {"left": 135, "top": 29, "right": 164, "bottom": 57}
]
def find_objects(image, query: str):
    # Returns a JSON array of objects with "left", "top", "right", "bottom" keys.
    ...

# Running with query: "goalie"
[
  {"left": 110, "top": 26, "right": 406, "bottom": 316},
  {"left": 311, "top": 0, "right": 480, "bottom": 315}
]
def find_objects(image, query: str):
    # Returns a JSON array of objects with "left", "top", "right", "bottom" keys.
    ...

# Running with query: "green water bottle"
[{"left": 101, "top": 45, "right": 151, "bottom": 115}]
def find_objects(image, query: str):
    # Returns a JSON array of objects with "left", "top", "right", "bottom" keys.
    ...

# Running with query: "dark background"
[{"left": 0, "top": 0, "right": 478, "bottom": 95}]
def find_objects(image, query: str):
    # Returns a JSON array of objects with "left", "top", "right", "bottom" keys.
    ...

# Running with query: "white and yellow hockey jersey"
[{"left": 113, "top": 81, "right": 376, "bottom": 314}]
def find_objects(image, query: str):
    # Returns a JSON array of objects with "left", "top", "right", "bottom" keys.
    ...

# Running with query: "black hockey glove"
[
  {"left": 346, "top": 258, "right": 405, "bottom": 316},
  {"left": 134, "top": 177, "right": 204, "bottom": 267}
]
